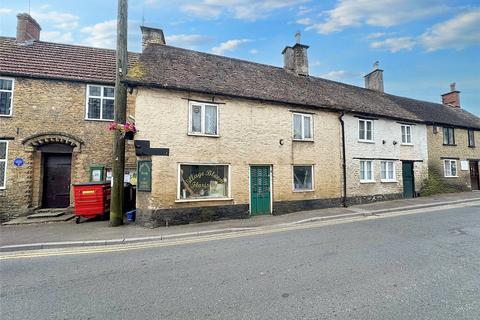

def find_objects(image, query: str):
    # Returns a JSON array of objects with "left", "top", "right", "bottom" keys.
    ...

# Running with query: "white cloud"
[
  {"left": 31, "top": 11, "right": 80, "bottom": 29},
  {"left": 420, "top": 9, "right": 480, "bottom": 51},
  {"left": 182, "top": 0, "right": 308, "bottom": 21},
  {"left": 319, "top": 70, "right": 360, "bottom": 81},
  {"left": 296, "top": 17, "right": 312, "bottom": 25},
  {"left": 81, "top": 20, "right": 117, "bottom": 49},
  {"left": 41, "top": 31, "right": 74, "bottom": 43},
  {"left": 367, "top": 32, "right": 386, "bottom": 39},
  {"left": 0, "top": 8, "right": 13, "bottom": 15},
  {"left": 307, "top": 0, "right": 448, "bottom": 34},
  {"left": 370, "top": 36, "right": 416, "bottom": 52},
  {"left": 165, "top": 34, "right": 211, "bottom": 49},
  {"left": 212, "top": 39, "right": 250, "bottom": 55},
  {"left": 298, "top": 5, "right": 312, "bottom": 16},
  {"left": 249, "top": 48, "right": 259, "bottom": 54}
]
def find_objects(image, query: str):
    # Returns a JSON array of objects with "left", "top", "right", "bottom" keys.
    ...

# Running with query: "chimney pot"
[
  {"left": 141, "top": 26, "right": 165, "bottom": 51},
  {"left": 442, "top": 83, "right": 461, "bottom": 108},
  {"left": 16, "top": 13, "right": 41, "bottom": 44},
  {"left": 364, "top": 61, "right": 384, "bottom": 92}
]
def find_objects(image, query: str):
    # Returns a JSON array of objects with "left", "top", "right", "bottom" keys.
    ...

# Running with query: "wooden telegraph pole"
[{"left": 110, "top": 0, "right": 128, "bottom": 226}]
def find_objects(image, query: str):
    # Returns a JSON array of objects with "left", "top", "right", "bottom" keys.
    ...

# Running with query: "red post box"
[{"left": 73, "top": 182, "right": 111, "bottom": 224}]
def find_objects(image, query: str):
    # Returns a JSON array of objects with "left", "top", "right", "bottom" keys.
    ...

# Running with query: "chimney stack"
[
  {"left": 364, "top": 61, "right": 384, "bottom": 92},
  {"left": 140, "top": 26, "right": 165, "bottom": 51},
  {"left": 16, "top": 13, "right": 41, "bottom": 44},
  {"left": 282, "top": 31, "right": 309, "bottom": 76},
  {"left": 441, "top": 83, "right": 461, "bottom": 108}
]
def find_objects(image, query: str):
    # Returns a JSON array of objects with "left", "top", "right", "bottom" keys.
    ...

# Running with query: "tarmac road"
[{"left": 1, "top": 203, "right": 479, "bottom": 319}]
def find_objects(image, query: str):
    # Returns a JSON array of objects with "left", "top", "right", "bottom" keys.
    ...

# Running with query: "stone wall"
[
  {"left": 343, "top": 114, "right": 429, "bottom": 199},
  {"left": 0, "top": 77, "right": 136, "bottom": 218},
  {"left": 134, "top": 88, "right": 343, "bottom": 226},
  {"left": 426, "top": 125, "right": 480, "bottom": 190}
]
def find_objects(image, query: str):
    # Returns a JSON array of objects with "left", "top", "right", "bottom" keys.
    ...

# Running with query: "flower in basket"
[
  {"left": 107, "top": 122, "right": 138, "bottom": 139},
  {"left": 123, "top": 122, "right": 138, "bottom": 134}
]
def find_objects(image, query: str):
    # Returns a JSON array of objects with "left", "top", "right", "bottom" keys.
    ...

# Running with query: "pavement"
[
  {"left": 0, "top": 191, "right": 478, "bottom": 252},
  {"left": 1, "top": 204, "right": 479, "bottom": 319}
]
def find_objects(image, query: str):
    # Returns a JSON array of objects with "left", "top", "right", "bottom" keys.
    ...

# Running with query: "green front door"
[
  {"left": 250, "top": 166, "right": 271, "bottom": 215},
  {"left": 402, "top": 161, "right": 415, "bottom": 198}
]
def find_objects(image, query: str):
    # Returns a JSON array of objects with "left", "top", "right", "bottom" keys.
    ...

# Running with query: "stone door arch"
[{"left": 22, "top": 132, "right": 84, "bottom": 208}]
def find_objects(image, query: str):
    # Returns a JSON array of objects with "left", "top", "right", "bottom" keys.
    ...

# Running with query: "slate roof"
[
  {"left": 0, "top": 37, "right": 139, "bottom": 84},
  {"left": 125, "top": 44, "right": 480, "bottom": 129}
]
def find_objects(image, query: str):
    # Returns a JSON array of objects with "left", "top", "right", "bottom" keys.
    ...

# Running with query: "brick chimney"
[
  {"left": 141, "top": 26, "right": 165, "bottom": 51},
  {"left": 16, "top": 13, "right": 41, "bottom": 44},
  {"left": 441, "top": 83, "right": 461, "bottom": 108},
  {"left": 364, "top": 61, "right": 384, "bottom": 92},
  {"left": 282, "top": 31, "right": 309, "bottom": 76}
]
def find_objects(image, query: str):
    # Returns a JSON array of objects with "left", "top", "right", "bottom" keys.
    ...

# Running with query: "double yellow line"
[{"left": 1, "top": 201, "right": 478, "bottom": 260}]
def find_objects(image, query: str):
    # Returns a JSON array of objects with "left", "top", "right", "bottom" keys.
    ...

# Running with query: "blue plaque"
[{"left": 13, "top": 158, "right": 24, "bottom": 167}]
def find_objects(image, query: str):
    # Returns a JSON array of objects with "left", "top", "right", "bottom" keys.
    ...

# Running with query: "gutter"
[{"left": 339, "top": 111, "right": 348, "bottom": 207}]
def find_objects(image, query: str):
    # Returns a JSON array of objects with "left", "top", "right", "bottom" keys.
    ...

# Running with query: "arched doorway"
[
  {"left": 22, "top": 133, "right": 83, "bottom": 208},
  {"left": 39, "top": 143, "right": 73, "bottom": 208}
]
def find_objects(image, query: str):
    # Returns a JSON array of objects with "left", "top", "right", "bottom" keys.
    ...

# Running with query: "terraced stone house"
[
  {"left": 125, "top": 28, "right": 479, "bottom": 227},
  {"left": 399, "top": 84, "right": 480, "bottom": 191},
  {"left": 0, "top": 13, "right": 137, "bottom": 221}
]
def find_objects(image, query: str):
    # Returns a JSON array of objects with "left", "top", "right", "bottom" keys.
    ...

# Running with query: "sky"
[{"left": 1, "top": 0, "right": 479, "bottom": 115}]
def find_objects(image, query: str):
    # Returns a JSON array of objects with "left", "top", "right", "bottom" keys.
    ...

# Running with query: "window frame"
[
  {"left": 443, "top": 159, "right": 458, "bottom": 177},
  {"left": 85, "top": 84, "right": 115, "bottom": 121},
  {"left": 176, "top": 163, "right": 231, "bottom": 202},
  {"left": 359, "top": 160, "right": 375, "bottom": 183},
  {"left": 468, "top": 129, "right": 475, "bottom": 147},
  {"left": 401, "top": 124, "right": 413, "bottom": 145},
  {"left": 443, "top": 127, "right": 455, "bottom": 145},
  {"left": 292, "top": 165, "right": 315, "bottom": 192},
  {"left": 358, "top": 119, "right": 374, "bottom": 143},
  {"left": 0, "top": 77, "right": 14, "bottom": 117},
  {"left": 292, "top": 113, "right": 314, "bottom": 141},
  {"left": 380, "top": 160, "right": 396, "bottom": 182},
  {"left": 188, "top": 101, "right": 220, "bottom": 137},
  {"left": 0, "top": 140, "right": 8, "bottom": 189}
]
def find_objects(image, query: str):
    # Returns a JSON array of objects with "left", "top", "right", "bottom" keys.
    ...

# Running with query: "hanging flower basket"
[{"left": 108, "top": 121, "right": 138, "bottom": 139}]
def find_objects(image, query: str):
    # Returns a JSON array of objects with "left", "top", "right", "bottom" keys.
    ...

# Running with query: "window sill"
[
  {"left": 85, "top": 118, "right": 114, "bottom": 122},
  {"left": 401, "top": 143, "right": 413, "bottom": 146},
  {"left": 381, "top": 180, "right": 397, "bottom": 183},
  {"left": 293, "top": 189, "right": 315, "bottom": 193},
  {"left": 187, "top": 133, "right": 220, "bottom": 138},
  {"left": 468, "top": 145, "right": 476, "bottom": 148},
  {"left": 292, "top": 139, "right": 314, "bottom": 142},
  {"left": 360, "top": 180, "right": 376, "bottom": 184},
  {"left": 358, "top": 140, "right": 375, "bottom": 144},
  {"left": 443, "top": 144, "right": 457, "bottom": 146},
  {"left": 175, "top": 197, "right": 233, "bottom": 203},
  {"left": 444, "top": 176, "right": 458, "bottom": 178},
  {"left": 0, "top": 115, "right": 12, "bottom": 118}
]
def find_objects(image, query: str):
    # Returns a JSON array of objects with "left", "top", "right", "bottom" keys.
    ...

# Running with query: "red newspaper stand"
[{"left": 73, "top": 182, "right": 111, "bottom": 224}]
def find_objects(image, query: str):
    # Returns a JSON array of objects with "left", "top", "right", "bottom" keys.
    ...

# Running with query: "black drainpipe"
[{"left": 339, "top": 112, "right": 347, "bottom": 207}]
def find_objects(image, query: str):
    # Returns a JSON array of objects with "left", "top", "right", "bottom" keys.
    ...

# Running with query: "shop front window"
[{"left": 179, "top": 164, "right": 229, "bottom": 199}]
